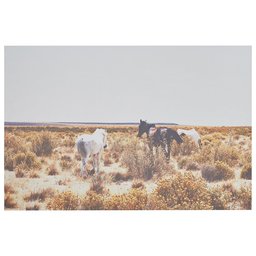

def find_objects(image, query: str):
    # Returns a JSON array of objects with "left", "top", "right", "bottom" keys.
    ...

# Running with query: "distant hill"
[{"left": 4, "top": 121, "right": 179, "bottom": 126}]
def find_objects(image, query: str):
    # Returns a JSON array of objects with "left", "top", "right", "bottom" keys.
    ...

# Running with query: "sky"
[{"left": 5, "top": 46, "right": 251, "bottom": 126}]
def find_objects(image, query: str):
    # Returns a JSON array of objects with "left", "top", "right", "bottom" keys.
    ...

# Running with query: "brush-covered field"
[{"left": 4, "top": 125, "right": 252, "bottom": 210}]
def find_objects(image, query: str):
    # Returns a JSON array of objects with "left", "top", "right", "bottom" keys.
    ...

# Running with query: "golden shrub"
[
  {"left": 47, "top": 191, "right": 80, "bottom": 210},
  {"left": 111, "top": 172, "right": 132, "bottom": 182},
  {"left": 14, "top": 163, "right": 26, "bottom": 178},
  {"left": 209, "top": 183, "right": 251, "bottom": 210},
  {"left": 171, "top": 137, "right": 198, "bottom": 156},
  {"left": 81, "top": 191, "right": 104, "bottom": 210},
  {"left": 146, "top": 194, "right": 169, "bottom": 210},
  {"left": 186, "top": 160, "right": 200, "bottom": 171},
  {"left": 31, "top": 132, "right": 55, "bottom": 156},
  {"left": 29, "top": 171, "right": 40, "bottom": 178},
  {"left": 90, "top": 175, "right": 106, "bottom": 194},
  {"left": 192, "top": 145, "right": 214, "bottom": 164},
  {"left": 237, "top": 186, "right": 251, "bottom": 210},
  {"left": 213, "top": 144, "right": 239, "bottom": 167},
  {"left": 131, "top": 180, "right": 145, "bottom": 189},
  {"left": 104, "top": 188, "right": 148, "bottom": 210},
  {"left": 121, "top": 139, "right": 171, "bottom": 180},
  {"left": 150, "top": 173, "right": 213, "bottom": 210},
  {"left": 5, "top": 193, "right": 17, "bottom": 209},
  {"left": 201, "top": 161, "right": 234, "bottom": 182},
  {"left": 240, "top": 164, "right": 251, "bottom": 180},
  {"left": 5, "top": 132, "right": 27, "bottom": 153},
  {"left": 47, "top": 164, "right": 59, "bottom": 175},
  {"left": 62, "top": 135, "right": 75, "bottom": 147},
  {"left": 4, "top": 183, "right": 17, "bottom": 209},
  {"left": 14, "top": 151, "right": 40, "bottom": 169},
  {"left": 24, "top": 188, "right": 54, "bottom": 202},
  {"left": 4, "top": 133, "right": 28, "bottom": 171},
  {"left": 60, "top": 155, "right": 73, "bottom": 169},
  {"left": 4, "top": 151, "right": 15, "bottom": 171}
]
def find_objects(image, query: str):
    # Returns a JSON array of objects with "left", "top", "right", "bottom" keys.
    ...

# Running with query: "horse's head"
[
  {"left": 102, "top": 129, "right": 108, "bottom": 149},
  {"left": 137, "top": 119, "right": 147, "bottom": 137},
  {"left": 95, "top": 128, "right": 108, "bottom": 148}
]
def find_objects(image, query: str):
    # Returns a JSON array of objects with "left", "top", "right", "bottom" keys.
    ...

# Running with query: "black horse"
[{"left": 137, "top": 120, "right": 183, "bottom": 160}]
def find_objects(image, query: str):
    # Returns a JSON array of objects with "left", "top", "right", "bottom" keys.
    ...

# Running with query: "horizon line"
[{"left": 4, "top": 121, "right": 251, "bottom": 127}]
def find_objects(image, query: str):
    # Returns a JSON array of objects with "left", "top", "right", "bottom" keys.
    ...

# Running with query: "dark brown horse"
[{"left": 138, "top": 120, "right": 183, "bottom": 160}]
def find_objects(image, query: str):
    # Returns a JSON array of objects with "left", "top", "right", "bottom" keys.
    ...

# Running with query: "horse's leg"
[
  {"left": 166, "top": 143, "right": 171, "bottom": 162},
  {"left": 92, "top": 153, "right": 100, "bottom": 174},
  {"left": 92, "top": 154, "right": 97, "bottom": 173},
  {"left": 96, "top": 153, "right": 100, "bottom": 173},
  {"left": 81, "top": 158, "right": 87, "bottom": 177}
]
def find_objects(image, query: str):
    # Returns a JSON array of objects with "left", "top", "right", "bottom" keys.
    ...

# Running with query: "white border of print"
[{"left": 0, "top": 1, "right": 255, "bottom": 256}]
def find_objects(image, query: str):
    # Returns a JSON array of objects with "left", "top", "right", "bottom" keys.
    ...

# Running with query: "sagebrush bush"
[
  {"left": 192, "top": 145, "right": 214, "bottom": 164},
  {"left": 104, "top": 188, "right": 148, "bottom": 210},
  {"left": 24, "top": 188, "right": 54, "bottom": 202},
  {"left": 237, "top": 186, "right": 251, "bottom": 210},
  {"left": 4, "top": 184, "right": 17, "bottom": 209},
  {"left": 201, "top": 161, "right": 234, "bottom": 182},
  {"left": 81, "top": 191, "right": 104, "bottom": 210},
  {"left": 121, "top": 139, "right": 172, "bottom": 180},
  {"left": 90, "top": 175, "right": 107, "bottom": 194},
  {"left": 29, "top": 170, "right": 40, "bottom": 178},
  {"left": 132, "top": 180, "right": 145, "bottom": 189},
  {"left": 171, "top": 137, "right": 198, "bottom": 156},
  {"left": 4, "top": 151, "right": 15, "bottom": 171},
  {"left": 209, "top": 183, "right": 251, "bottom": 210},
  {"left": 149, "top": 173, "right": 212, "bottom": 210},
  {"left": 5, "top": 193, "right": 17, "bottom": 209},
  {"left": 5, "top": 133, "right": 27, "bottom": 153},
  {"left": 111, "top": 172, "right": 132, "bottom": 182},
  {"left": 104, "top": 153, "right": 113, "bottom": 166},
  {"left": 62, "top": 135, "right": 75, "bottom": 147},
  {"left": 5, "top": 133, "right": 31, "bottom": 171},
  {"left": 60, "top": 155, "right": 73, "bottom": 169},
  {"left": 213, "top": 144, "right": 239, "bottom": 167},
  {"left": 31, "top": 132, "right": 54, "bottom": 156},
  {"left": 26, "top": 204, "right": 40, "bottom": 210},
  {"left": 186, "top": 160, "right": 200, "bottom": 171},
  {"left": 14, "top": 163, "right": 26, "bottom": 178},
  {"left": 14, "top": 151, "right": 40, "bottom": 169},
  {"left": 240, "top": 164, "right": 251, "bottom": 180},
  {"left": 47, "top": 191, "right": 80, "bottom": 210},
  {"left": 47, "top": 164, "right": 59, "bottom": 175}
]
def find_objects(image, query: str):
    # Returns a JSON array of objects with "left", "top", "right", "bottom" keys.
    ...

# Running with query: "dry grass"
[
  {"left": 4, "top": 125, "right": 251, "bottom": 210},
  {"left": 47, "top": 164, "right": 59, "bottom": 175},
  {"left": 201, "top": 161, "right": 235, "bottom": 182},
  {"left": 240, "top": 164, "right": 252, "bottom": 180},
  {"left": 148, "top": 172, "right": 213, "bottom": 210},
  {"left": 31, "top": 132, "right": 55, "bottom": 156},
  {"left": 47, "top": 191, "right": 80, "bottom": 210},
  {"left": 121, "top": 138, "right": 173, "bottom": 180},
  {"left": 209, "top": 183, "right": 251, "bottom": 210},
  {"left": 81, "top": 191, "right": 105, "bottom": 210},
  {"left": 24, "top": 188, "right": 55, "bottom": 202},
  {"left": 111, "top": 172, "right": 132, "bottom": 182},
  {"left": 104, "top": 188, "right": 148, "bottom": 210},
  {"left": 60, "top": 155, "right": 73, "bottom": 169},
  {"left": 4, "top": 184, "right": 17, "bottom": 209}
]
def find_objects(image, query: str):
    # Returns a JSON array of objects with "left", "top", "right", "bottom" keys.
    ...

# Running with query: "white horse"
[
  {"left": 76, "top": 129, "right": 108, "bottom": 177},
  {"left": 177, "top": 128, "right": 201, "bottom": 147}
]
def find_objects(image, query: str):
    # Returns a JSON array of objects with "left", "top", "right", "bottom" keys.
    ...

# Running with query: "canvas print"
[{"left": 4, "top": 46, "right": 251, "bottom": 210}]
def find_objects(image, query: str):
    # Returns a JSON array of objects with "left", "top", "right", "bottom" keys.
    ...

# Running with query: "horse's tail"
[{"left": 76, "top": 139, "right": 88, "bottom": 158}]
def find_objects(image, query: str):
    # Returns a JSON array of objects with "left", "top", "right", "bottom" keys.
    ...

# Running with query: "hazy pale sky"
[{"left": 5, "top": 46, "right": 251, "bottom": 125}]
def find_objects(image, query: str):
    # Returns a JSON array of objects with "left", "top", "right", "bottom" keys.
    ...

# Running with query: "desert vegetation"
[{"left": 4, "top": 125, "right": 252, "bottom": 210}]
